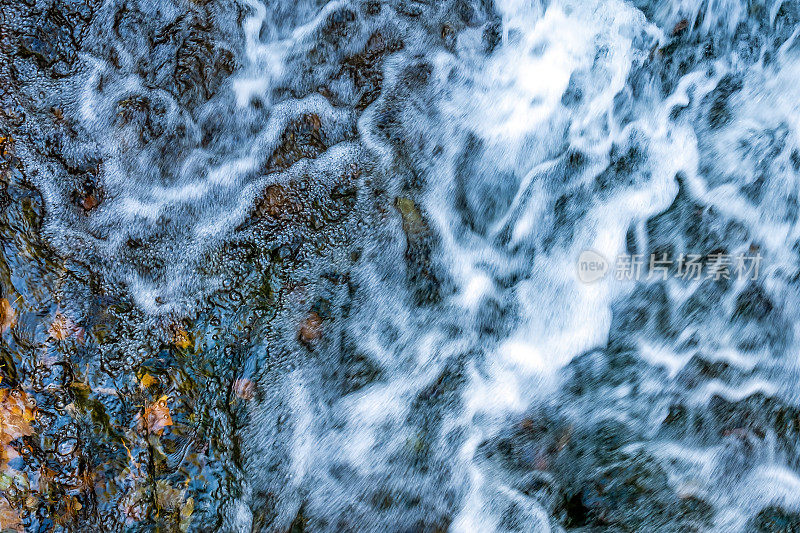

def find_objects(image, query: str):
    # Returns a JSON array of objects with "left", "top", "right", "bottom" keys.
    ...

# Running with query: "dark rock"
[
  {"left": 750, "top": 506, "right": 800, "bottom": 533},
  {"left": 395, "top": 196, "right": 442, "bottom": 305}
]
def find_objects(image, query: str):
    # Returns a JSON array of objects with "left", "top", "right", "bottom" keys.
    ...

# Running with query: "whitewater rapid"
[{"left": 5, "top": 0, "right": 800, "bottom": 530}]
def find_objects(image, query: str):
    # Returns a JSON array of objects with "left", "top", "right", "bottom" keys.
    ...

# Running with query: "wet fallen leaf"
[
  {"left": 255, "top": 184, "right": 291, "bottom": 219},
  {"left": 0, "top": 443, "right": 21, "bottom": 485},
  {"left": 0, "top": 136, "right": 13, "bottom": 159},
  {"left": 0, "top": 444, "right": 20, "bottom": 466},
  {"left": 136, "top": 395, "right": 173, "bottom": 435},
  {"left": 155, "top": 479, "right": 183, "bottom": 510},
  {"left": 74, "top": 326, "right": 86, "bottom": 344},
  {"left": 173, "top": 328, "right": 192, "bottom": 350},
  {"left": 120, "top": 486, "right": 147, "bottom": 523},
  {"left": 233, "top": 378, "right": 255, "bottom": 400},
  {"left": 23, "top": 495, "right": 36, "bottom": 510},
  {"left": 180, "top": 497, "right": 194, "bottom": 532},
  {"left": 0, "top": 299, "right": 16, "bottom": 333},
  {"left": 153, "top": 480, "right": 194, "bottom": 531},
  {"left": 54, "top": 496, "right": 83, "bottom": 525},
  {"left": 0, "top": 496, "right": 22, "bottom": 532},
  {"left": 0, "top": 388, "right": 36, "bottom": 445},
  {"left": 139, "top": 373, "right": 158, "bottom": 389},
  {"left": 48, "top": 312, "right": 75, "bottom": 341}
]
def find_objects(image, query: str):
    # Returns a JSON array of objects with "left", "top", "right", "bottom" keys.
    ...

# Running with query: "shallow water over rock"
[{"left": 2, "top": 0, "right": 800, "bottom": 531}]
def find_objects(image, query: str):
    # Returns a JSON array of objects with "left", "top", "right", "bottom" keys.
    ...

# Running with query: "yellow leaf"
[
  {"left": 151, "top": 480, "right": 194, "bottom": 531},
  {"left": 139, "top": 373, "right": 158, "bottom": 389},
  {"left": 155, "top": 479, "right": 183, "bottom": 510},
  {"left": 395, "top": 197, "right": 427, "bottom": 236}
]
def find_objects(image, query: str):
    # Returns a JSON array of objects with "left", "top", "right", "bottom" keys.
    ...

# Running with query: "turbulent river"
[{"left": 2, "top": 0, "right": 800, "bottom": 531}]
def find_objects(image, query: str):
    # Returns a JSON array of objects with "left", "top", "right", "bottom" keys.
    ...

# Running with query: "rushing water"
[{"left": 3, "top": 0, "right": 800, "bottom": 531}]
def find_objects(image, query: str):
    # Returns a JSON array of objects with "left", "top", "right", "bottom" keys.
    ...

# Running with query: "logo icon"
[{"left": 577, "top": 250, "right": 609, "bottom": 283}]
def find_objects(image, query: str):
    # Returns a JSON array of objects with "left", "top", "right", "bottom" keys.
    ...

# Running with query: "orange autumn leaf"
[
  {"left": 0, "top": 388, "right": 36, "bottom": 445},
  {"left": 0, "top": 299, "right": 16, "bottom": 333},
  {"left": 136, "top": 395, "right": 173, "bottom": 435},
  {"left": 0, "top": 136, "right": 14, "bottom": 159}
]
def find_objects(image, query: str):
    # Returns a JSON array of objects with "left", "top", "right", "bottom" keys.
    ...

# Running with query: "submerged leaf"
[
  {"left": 139, "top": 373, "right": 158, "bottom": 389},
  {"left": 173, "top": 328, "right": 193, "bottom": 350},
  {"left": 0, "top": 388, "right": 36, "bottom": 445},
  {"left": 233, "top": 378, "right": 255, "bottom": 400},
  {"left": 0, "top": 496, "right": 22, "bottom": 533},
  {"left": 0, "top": 443, "right": 20, "bottom": 467},
  {"left": 180, "top": 497, "right": 194, "bottom": 532},
  {"left": 155, "top": 479, "right": 183, "bottom": 510},
  {"left": 48, "top": 312, "right": 75, "bottom": 341},
  {"left": 299, "top": 312, "right": 323, "bottom": 342},
  {"left": 0, "top": 299, "right": 16, "bottom": 333},
  {"left": 151, "top": 480, "right": 195, "bottom": 531},
  {"left": 136, "top": 395, "right": 173, "bottom": 435}
]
